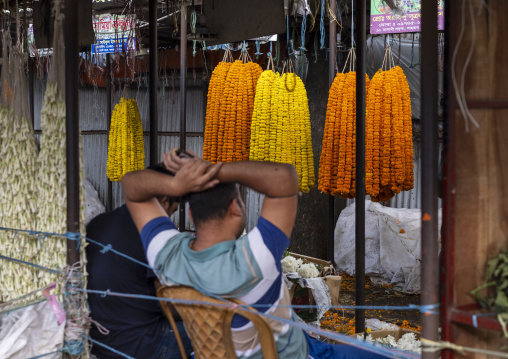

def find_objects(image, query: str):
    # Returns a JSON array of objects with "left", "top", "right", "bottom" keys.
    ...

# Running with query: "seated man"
[
  {"left": 86, "top": 164, "right": 192, "bottom": 359},
  {"left": 122, "top": 149, "right": 385, "bottom": 359}
]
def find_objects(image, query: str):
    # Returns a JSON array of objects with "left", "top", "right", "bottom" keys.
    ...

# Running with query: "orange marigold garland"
[
  {"left": 203, "top": 49, "right": 261, "bottom": 164},
  {"left": 366, "top": 57, "right": 413, "bottom": 202},
  {"left": 203, "top": 61, "right": 232, "bottom": 163}
]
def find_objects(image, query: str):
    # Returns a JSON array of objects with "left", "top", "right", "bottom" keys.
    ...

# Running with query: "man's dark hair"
[
  {"left": 185, "top": 182, "right": 239, "bottom": 226},
  {"left": 147, "top": 163, "right": 179, "bottom": 205}
]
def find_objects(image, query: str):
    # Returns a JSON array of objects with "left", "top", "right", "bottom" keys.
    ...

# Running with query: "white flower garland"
[
  {"left": 281, "top": 255, "right": 319, "bottom": 278},
  {"left": 357, "top": 332, "right": 422, "bottom": 354}
]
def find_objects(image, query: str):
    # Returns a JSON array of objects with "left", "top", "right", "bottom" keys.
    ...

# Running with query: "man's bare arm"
[
  {"left": 163, "top": 150, "right": 299, "bottom": 237},
  {"left": 215, "top": 161, "right": 299, "bottom": 237},
  {"left": 122, "top": 158, "right": 221, "bottom": 232}
]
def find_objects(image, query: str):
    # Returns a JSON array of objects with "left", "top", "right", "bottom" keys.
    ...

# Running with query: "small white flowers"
[
  {"left": 357, "top": 332, "right": 422, "bottom": 354},
  {"left": 281, "top": 255, "right": 319, "bottom": 278},
  {"left": 281, "top": 255, "right": 303, "bottom": 273},
  {"left": 297, "top": 263, "right": 320, "bottom": 278}
]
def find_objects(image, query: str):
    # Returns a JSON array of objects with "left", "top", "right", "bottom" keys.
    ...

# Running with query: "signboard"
[
  {"left": 91, "top": 14, "right": 136, "bottom": 54},
  {"left": 370, "top": 0, "right": 444, "bottom": 34}
]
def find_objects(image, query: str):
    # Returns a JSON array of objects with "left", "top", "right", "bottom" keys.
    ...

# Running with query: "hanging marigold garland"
[
  {"left": 318, "top": 47, "right": 413, "bottom": 201},
  {"left": 249, "top": 57, "right": 315, "bottom": 193},
  {"left": 365, "top": 48, "right": 414, "bottom": 202},
  {"left": 318, "top": 49, "right": 370, "bottom": 198},
  {"left": 203, "top": 61, "right": 232, "bottom": 162},
  {"left": 107, "top": 97, "right": 145, "bottom": 181},
  {"left": 203, "top": 48, "right": 262, "bottom": 163}
]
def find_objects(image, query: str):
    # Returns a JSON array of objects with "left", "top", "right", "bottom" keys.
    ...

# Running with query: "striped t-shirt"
[{"left": 141, "top": 216, "right": 309, "bottom": 359}]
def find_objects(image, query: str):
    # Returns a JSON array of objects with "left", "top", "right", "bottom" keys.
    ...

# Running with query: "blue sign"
[{"left": 91, "top": 37, "right": 136, "bottom": 54}]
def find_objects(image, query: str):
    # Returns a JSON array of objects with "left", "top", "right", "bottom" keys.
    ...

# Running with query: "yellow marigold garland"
[
  {"left": 250, "top": 70, "right": 315, "bottom": 192},
  {"left": 107, "top": 98, "right": 145, "bottom": 181}
]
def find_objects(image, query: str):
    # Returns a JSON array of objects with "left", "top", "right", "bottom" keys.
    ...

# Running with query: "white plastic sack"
[
  {"left": 84, "top": 178, "right": 105, "bottom": 226},
  {"left": 284, "top": 0, "right": 310, "bottom": 16},
  {"left": 0, "top": 301, "right": 65, "bottom": 358},
  {"left": 334, "top": 200, "right": 441, "bottom": 294}
]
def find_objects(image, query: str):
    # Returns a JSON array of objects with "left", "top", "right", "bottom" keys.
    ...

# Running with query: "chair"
[{"left": 157, "top": 285, "right": 279, "bottom": 359}]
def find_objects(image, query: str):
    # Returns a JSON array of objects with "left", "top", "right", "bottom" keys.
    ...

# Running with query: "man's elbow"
[
  {"left": 281, "top": 164, "right": 299, "bottom": 193},
  {"left": 121, "top": 172, "right": 136, "bottom": 202}
]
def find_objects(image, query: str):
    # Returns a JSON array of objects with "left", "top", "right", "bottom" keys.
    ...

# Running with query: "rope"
[
  {"left": 79, "top": 286, "right": 438, "bottom": 314},
  {"left": 320, "top": 0, "right": 325, "bottom": 49},
  {"left": 300, "top": 12, "right": 307, "bottom": 51},
  {"left": 421, "top": 338, "right": 508, "bottom": 358},
  {"left": 0, "top": 254, "right": 62, "bottom": 274},
  {"left": 85, "top": 335, "right": 135, "bottom": 359},
  {"left": 255, "top": 40, "right": 261, "bottom": 58}
]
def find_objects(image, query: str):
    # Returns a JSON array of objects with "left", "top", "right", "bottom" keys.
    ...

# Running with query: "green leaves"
[{"left": 471, "top": 251, "right": 508, "bottom": 336}]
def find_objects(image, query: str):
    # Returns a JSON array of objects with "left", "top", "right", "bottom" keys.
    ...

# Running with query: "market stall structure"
[{"left": 1, "top": 0, "right": 507, "bottom": 358}]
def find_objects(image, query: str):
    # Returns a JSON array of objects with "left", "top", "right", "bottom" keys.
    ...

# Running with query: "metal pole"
[
  {"left": 64, "top": 0, "right": 80, "bottom": 265},
  {"left": 28, "top": 56, "right": 34, "bottom": 128},
  {"left": 106, "top": 54, "right": 113, "bottom": 211},
  {"left": 149, "top": 0, "right": 158, "bottom": 165},
  {"left": 327, "top": 0, "right": 337, "bottom": 264},
  {"left": 421, "top": 0, "right": 440, "bottom": 357},
  {"left": 441, "top": 2, "right": 454, "bottom": 358},
  {"left": 355, "top": 0, "right": 366, "bottom": 334},
  {"left": 178, "top": 4, "right": 188, "bottom": 231}
]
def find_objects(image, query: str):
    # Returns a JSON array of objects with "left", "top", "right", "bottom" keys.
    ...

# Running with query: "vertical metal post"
[
  {"left": 64, "top": 0, "right": 80, "bottom": 265},
  {"left": 441, "top": 2, "right": 454, "bottom": 358},
  {"left": 355, "top": 0, "right": 366, "bottom": 334},
  {"left": 106, "top": 54, "right": 113, "bottom": 211},
  {"left": 149, "top": 0, "right": 158, "bottom": 165},
  {"left": 327, "top": 0, "right": 337, "bottom": 264},
  {"left": 178, "top": 4, "right": 188, "bottom": 231},
  {"left": 421, "top": 0, "right": 440, "bottom": 357},
  {"left": 28, "top": 56, "right": 34, "bottom": 127}
]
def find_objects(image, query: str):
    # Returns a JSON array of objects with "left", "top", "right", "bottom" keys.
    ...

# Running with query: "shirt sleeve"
[
  {"left": 140, "top": 216, "right": 179, "bottom": 267},
  {"left": 247, "top": 217, "right": 290, "bottom": 274}
]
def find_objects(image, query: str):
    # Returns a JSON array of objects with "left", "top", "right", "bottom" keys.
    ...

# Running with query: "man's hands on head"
[
  {"left": 122, "top": 148, "right": 222, "bottom": 232},
  {"left": 162, "top": 148, "right": 222, "bottom": 195}
]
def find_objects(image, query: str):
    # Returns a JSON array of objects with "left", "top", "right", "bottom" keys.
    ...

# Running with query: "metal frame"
[
  {"left": 64, "top": 0, "right": 80, "bottom": 266},
  {"left": 60, "top": 1, "right": 444, "bottom": 352},
  {"left": 354, "top": 0, "right": 366, "bottom": 334}
]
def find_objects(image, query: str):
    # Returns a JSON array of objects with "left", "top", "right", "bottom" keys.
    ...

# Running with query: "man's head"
[
  {"left": 147, "top": 163, "right": 180, "bottom": 216},
  {"left": 185, "top": 182, "right": 246, "bottom": 237}
]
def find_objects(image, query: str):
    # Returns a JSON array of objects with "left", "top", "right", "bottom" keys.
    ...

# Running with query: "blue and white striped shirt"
[{"left": 141, "top": 216, "right": 309, "bottom": 359}]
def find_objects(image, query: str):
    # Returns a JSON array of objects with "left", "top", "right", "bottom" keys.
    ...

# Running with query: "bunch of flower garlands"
[
  {"left": 107, "top": 97, "right": 145, "bottom": 181},
  {"left": 357, "top": 332, "right": 422, "bottom": 354},
  {"left": 249, "top": 56, "right": 315, "bottom": 193},
  {"left": 281, "top": 255, "right": 320, "bottom": 278},
  {"left": 203, "top": 48, "right": 262, "bottom": 163},
  {"left": 318, "top": 47, "right": 413, "bottom": 201}
]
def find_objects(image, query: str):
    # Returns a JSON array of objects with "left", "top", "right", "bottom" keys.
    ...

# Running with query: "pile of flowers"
[
  {"left": 357, "top": 332, "right": 422, "bottom": 354},
  {"left": 281, "top": 255, "right": 319, "bottom": 278}
]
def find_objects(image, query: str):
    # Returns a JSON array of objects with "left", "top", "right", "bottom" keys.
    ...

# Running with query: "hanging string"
[
  {"left": 320, "top": 0, "right": 326, "bottom": 49},
  {"left": 351, "top": 0, "right": 355, "bottom": 47},
  {"left": 398, "top": 34, "right": 401, "bottom": 65},
  {"left": 409, "top": 33, "right": 415, "bottom": 68},
  {"left": 286, "top": 14, "right": 291, "bottom": 57},
  {"left": 254, "top": 40, "right": 261, "bottom": 59},
  {"left": 300, "top": 11, "right": 307, "bottom": 51},
  {"left": 313, "top": 31, "right": 319, "bottom": 63}
]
